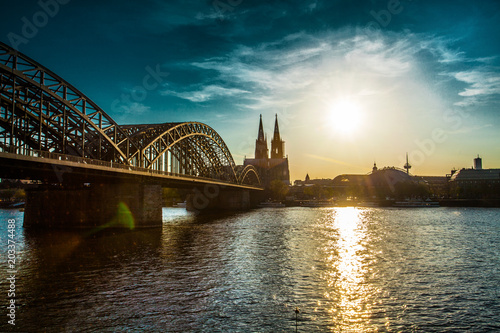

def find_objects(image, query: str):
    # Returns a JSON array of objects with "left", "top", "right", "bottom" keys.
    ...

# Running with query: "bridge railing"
[{"left": 0, "top": 145, "right": 243, "bottom": 185}]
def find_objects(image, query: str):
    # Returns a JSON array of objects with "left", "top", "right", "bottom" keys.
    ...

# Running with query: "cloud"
[
  {"left": 418, "top": 38, "right": 500, "bottom": 107},
  {"left": 116, "top": 102, "right": 151, "bottom": 115},
  {"left": 445, "top": 123, "right": 493, "bottom": 135},
  {"left": 455, "top": 69, "right": 500, "bottom": 97},
  {"left": 113, "top": 102, "right": 151, "bottom": 124},
  {"left": 161, "top": 26, "right": 500, "bottom": 127},
  {"left": 344, "top": 37, "right": 413, "bottom": 77},
  {"left": 162, "top": 84, "right": 249, "bottom": 102},
  {"left": 173, "top": 30, "right": 432, "bottom": 112},
  {"left": 419, "top": 37, "right": 466, "bottom": 64},
  {"left": 453, "top": 97, "right": 479, "bottom": 108},
  {"left": 304, "top": 154, "right": 364, "bottom": 169}
]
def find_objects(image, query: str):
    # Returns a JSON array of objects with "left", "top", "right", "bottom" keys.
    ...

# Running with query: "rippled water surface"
[{"left": 1, "top": 207, "right": 499, "bottom": 332}]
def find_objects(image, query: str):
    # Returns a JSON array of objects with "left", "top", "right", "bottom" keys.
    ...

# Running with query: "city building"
[
  {"left": 449, "top": 156, "right": 500, "bottom": 198},
  {"left": 329, "top": 157, "right": 448, "bottom": 199},
  {"left": 244, "top": 115, "right": 290, "bottom": 187},
  {"left": 294, "top": 175, "right": 332, "bottom": 187},
  {"left": 332, "top": 165, "right": 418, "bottom": 199}
]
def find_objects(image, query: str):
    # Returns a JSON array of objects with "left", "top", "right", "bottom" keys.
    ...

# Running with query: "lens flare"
[{"left": 91, "top": 201, "right": 136, "bottom": 234}]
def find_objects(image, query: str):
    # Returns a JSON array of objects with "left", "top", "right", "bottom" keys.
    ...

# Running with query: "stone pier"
[
  {"left": 24, "top": 183, "right": 163, "bottom": 229},
  {"left": 186, "top": 186, "right": 260, "bottom": 213}
]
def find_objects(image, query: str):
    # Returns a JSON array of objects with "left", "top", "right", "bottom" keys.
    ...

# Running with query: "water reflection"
[
  {"left": 323, "top": 207, "right": 373, "bottom": 331},
  {"left": 1, "top": 207, "right": 498, "bottom": 331},
  {"left": 14, "top": 227, "right": 163, "bottom": 331}
]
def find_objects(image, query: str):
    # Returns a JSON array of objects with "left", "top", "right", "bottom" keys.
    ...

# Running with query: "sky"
[{"left": 1, "top": 0, "right": 500, "bottom": 181}]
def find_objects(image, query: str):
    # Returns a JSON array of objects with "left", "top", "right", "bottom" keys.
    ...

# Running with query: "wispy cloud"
[
  {"left": 116, "top": 102, "right": 150, "bottom": 115},
  {"left": 304, "top": 154, "right": 365, "bottom": 170},
  {"left": 445, "top": 123, "right": 493, "bottom": 135},
  {"left": 162, "top": 85, "right": 249, "bottom": 102},
  {"left": 344, "top": 37, "right": 414, "bottom": 77},
  {"left": 417, "top": 37, "right": 500, "bottom": 107},
  {"left": 455, "top": 69, "right": 500, "bottom": 97},
  {"left": 176, "top": 31, "right": 424, "bottom": 111},
  {"left": 453, "top": 97, "right": 480, "bottom": 108},
  {"left": 419, "top": 37, "right": 466, "bottom": 64},
  {"left": 113, "top": 102, "right": 151, "bottom": 124},
  {"left": 161, "top": 26, "right": 500, "bottom": 133}
]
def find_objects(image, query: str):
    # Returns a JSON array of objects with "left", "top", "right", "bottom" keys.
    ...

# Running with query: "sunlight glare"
[
  {"left": 323, "top": 207, "right": 375, "bottom": 331},
  {"left": 328, "top": 99, "right": 362, "bottom": 135}
]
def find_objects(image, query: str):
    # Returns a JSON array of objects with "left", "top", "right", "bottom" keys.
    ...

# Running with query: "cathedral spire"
[
  {"left": 271, "top": 114, "right": 285, "bottom": 159},
  {"left": 255, "top": 114, "right": 268, "bottom": 159},
  {"left": 258, "top": 114, "right": 265, "bottom": 141},
  {"left": 273, "top": 113, "right": 280, "bottom": 141}
]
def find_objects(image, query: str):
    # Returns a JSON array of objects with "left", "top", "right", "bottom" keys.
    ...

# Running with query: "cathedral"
[{"left": 244, "top": 114, "right": 290, "bottom": 186}]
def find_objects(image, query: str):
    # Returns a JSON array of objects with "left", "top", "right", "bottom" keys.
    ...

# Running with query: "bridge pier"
[
  {"left": 186, "top": 187, "right": 259, "bottom": 213},
  {"left": 24, "top": 183, "right": 163, "bottom": 229}
]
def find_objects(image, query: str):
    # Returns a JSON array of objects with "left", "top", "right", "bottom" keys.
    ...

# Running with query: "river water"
[{"left": 0, "top": 207, "right": 499, "bottom": 332}]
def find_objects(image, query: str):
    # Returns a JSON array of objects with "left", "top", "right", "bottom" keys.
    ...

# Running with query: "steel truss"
[{"left": 0, "top": 42, "right": 261, "bottom": 186}]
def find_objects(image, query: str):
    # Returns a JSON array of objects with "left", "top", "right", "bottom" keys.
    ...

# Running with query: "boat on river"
[
  {"left": 173, "top": 201, "right": 187, "bottom": 208},
  {"left": 258, "top": 201, "right": 286, "bottom": 208},
  {"left": 393, "top": 199, "right": 440, "bottom": 208}
]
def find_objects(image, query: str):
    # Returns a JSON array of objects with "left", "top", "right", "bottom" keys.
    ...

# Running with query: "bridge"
[{"left": 0, "top": 41, "right": 263, "bottom": 228}]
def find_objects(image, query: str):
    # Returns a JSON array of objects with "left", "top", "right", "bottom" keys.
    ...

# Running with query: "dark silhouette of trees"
[{"left": 270, "top": 180, "right": 289, "bottom": 200}]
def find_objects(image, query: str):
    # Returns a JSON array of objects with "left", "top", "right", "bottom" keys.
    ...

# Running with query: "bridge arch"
[
  {"left": 0, "top": 41, "right": 139, "bottom": 164},
  {"left": 237, "top": 165, "right": 262, "bottom": 186},
  {"left": 122, "top": 122, "right": 244, "bottom": 183}
]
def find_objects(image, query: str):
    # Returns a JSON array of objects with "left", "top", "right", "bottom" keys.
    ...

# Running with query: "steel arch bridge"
[{"left": 0, "top": 42, "right": 261, "bottom": 187}]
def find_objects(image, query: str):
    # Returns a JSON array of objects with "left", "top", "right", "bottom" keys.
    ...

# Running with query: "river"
[{"left": 0, "top": 207, "right": 499, "bottom": 332}]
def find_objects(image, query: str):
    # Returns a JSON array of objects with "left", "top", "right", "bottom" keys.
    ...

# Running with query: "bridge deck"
[{"left": 0, "top": 151, "right": 263, "bottom": 190}]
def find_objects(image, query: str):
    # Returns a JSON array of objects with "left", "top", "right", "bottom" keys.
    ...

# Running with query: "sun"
[{"left": 328, "top": 99, "right": 362, "bottom": 135}]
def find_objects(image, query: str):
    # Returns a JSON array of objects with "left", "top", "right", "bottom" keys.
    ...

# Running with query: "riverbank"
[
  {"left": 284, "top": 198, "right": 500, "bottom": 208},
  {"left": 438, "top": 198, "right": 500, "bottom": 207}
]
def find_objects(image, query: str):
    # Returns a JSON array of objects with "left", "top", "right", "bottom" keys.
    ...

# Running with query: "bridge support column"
[
  {"left": 186, "top": 188, "right": 257, "bottom": 213},
  {"left": 24, "top": 183, "right": 163, "bottom": 229}
]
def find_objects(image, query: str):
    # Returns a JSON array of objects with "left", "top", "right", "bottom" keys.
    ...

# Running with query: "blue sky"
[{"left": 2, "top": 0, "right": 500, "bottom": 180}]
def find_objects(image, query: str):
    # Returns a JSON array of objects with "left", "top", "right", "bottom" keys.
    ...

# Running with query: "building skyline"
[
  {"left": 293, "top": 154, "right": 500, "bottom": 201},
  {"left": 297, "top": 154, "right": 500, "bottom": 184}
]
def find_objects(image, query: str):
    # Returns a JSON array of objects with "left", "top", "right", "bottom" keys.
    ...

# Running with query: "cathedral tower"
[
  {"left": 244, "top": 114, "right": 290, "bottom": 186},
  {"left": 255, "top": 114, "right": 268, "bottom": 159},
  {"left": 270, "top": 114, "right": 285, "bottom": 159}
]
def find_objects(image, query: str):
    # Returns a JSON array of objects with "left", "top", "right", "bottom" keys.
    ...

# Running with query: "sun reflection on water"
[{"left": 323, "top": 207, "right": 374, "bottom": 332}]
